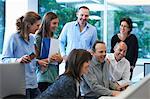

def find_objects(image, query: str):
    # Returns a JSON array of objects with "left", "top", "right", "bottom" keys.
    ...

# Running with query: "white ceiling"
[{"left": 108, "top": 0, "right": 150, "bottom": 5}]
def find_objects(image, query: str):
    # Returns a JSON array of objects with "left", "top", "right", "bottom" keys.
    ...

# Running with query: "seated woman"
[{"left": 38, "top": 49, "right": 92, "bottom": 99}]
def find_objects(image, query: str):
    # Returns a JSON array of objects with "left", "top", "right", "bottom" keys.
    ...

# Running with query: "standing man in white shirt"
[
  {"left": 58, "top": 6, "right": 97, "bottom": 75},
  {"left": 107, "top": 41, "right": 130, "bottom": 86}
]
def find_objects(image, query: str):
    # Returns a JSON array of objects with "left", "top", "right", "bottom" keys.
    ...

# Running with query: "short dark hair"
[
  {"left": 120, "top": 17, "right": 133, "bottom": 33},
  {"left": 65, "top": 49, "right": 92, "bottom": 81},
  {"left": 92, "top": 40, "right": 105, "bottom": 52},
  {"left": 78, "top": 6, "right": 89, "bottom": 10}
]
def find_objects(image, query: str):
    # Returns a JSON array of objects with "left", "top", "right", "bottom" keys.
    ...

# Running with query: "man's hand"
[
  {"left": 115, "top": 82, "right": 129, "bottom": 91},
  {"left": 112, "top": 91, "right": 120, "bottom": 96}
]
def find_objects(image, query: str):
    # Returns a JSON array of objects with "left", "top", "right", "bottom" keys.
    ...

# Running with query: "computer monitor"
[
  {"left": 144, "top": 63, "right": 150, "bottom": 77},
  {"left": 0, "top": 63, "right": 25, "bottom": 98},
  {"left": 99, "top": 73, "right": 150, "bottom": 99}
]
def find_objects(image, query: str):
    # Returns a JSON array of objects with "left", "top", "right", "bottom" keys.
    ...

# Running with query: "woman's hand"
[
  {"left": 16, "top": 55, "right": 31, "bottom": 63},
  {"left": 38, "top": 59, "right": 48, "bottom": 67},
  {"left": 49, "top": 53, "right": 63, "bottom": 63},
  {"left": 37, "top": 59, "right": 48, "bottom": 73}
]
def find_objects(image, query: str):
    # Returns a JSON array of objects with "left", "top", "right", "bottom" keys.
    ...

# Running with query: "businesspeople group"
[
  {"left": 1, "top": 5, "right": 139, "bottom": 99},
  {"left": 80, "top": 41, "right": 121, "bottom": 99}
]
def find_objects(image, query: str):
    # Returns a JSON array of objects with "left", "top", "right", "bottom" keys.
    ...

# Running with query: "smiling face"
[
  {"left": 114, "top": 42, "right": 127, "bottom": 61},
  {"left": 76, "top": 8, "right": 89, "bottom": 25},
  {"left": 29, "top": 20, "right": 41, "bottom": 34},
  {"left": 120, "top": 21, "right": 130, "bottom": 35},
  {"left": 94, "top": 43, "right": 106, "bottom": 63},
  {"left": 80, "top": 61, "right": 91, "bottom": 76},
  {"left": 49, "top": 18, "right": 59, "bottom": 33}
]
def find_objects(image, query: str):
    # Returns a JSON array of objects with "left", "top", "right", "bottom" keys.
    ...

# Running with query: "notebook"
[{"left": 49, "top": 38, "right": 59, "bottom": 57}]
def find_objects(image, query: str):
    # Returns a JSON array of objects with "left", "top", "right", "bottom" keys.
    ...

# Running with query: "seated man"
[
  {"left": 80, "top": 40, "right": 120, "bottom": 99},
  {"left": 107, "top": 41, "right": 130, "bottom": 86}
]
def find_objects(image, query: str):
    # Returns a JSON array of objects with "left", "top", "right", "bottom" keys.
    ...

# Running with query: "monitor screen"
[
  {"left": 0, "top": 63, "right": 25, "bottom": 98},
  {"left": 144, "top": 63, "right": 150, "bottom": 77},
  {"left": 99, "top": 74, "right": 150, "bottom": 99}
]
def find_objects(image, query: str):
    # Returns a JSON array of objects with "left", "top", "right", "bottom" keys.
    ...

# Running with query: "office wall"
[{"left": 3, "top": 0, "right": 38, "bottom": 53}]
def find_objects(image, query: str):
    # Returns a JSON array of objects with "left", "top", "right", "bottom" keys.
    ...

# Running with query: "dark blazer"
[{"left": 38, "top": 74, "right": 80, "bottom": 99}]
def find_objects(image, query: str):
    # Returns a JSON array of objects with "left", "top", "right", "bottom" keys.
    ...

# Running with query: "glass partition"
[
  {"left": 38, "top": 0, "right": 103, "bottom": 39},
  {"left": 0, "top": 0, "right": 5, "bottom": 53},
  {"left": 107, "top": 5, "right": 150, "bottom": 58},
  {"left": 38, "top": 0, "right": 150, "bottom": 58}
]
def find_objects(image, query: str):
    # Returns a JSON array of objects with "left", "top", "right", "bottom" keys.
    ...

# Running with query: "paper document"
[
  {"left": 59, "top": 60, "right": 66, "bottom": 75},
  {"left": 49, "top": 38, "right": 60, "bottom": 57}
]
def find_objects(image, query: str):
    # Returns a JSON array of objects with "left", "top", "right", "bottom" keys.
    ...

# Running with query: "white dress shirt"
[{"left": 107, "top": 53, "right": 131, "bottom": 86}]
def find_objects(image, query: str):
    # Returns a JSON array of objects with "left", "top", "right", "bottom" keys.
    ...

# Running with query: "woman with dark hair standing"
[
  {"left": 110, "top": 17, "right": 138, "bottom": 80},
  {"left": 1, "top": 11, "right": 43, "bottom": 99},
  {"left": 35, "top": 12, "right": 62, "bottom": 92},
  {"left": 38, "top": 49, "right": 92, "bottom": 99}
]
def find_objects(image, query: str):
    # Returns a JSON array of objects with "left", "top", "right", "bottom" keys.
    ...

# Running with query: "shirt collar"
[
  {"left": 92, "top": 56, "right": 105, "bottom": 67},
  {"left": 114, "top": 56, "right": 125, "bottom": 63},
  {"left": 75, "top": 21, "right": 89, "bottom": 28},
  {"left": 18, "top": 32, "right": 30, "bottom": 44},
  {"left": 119, "top": 57, "right": 125, "bottom": 62}
]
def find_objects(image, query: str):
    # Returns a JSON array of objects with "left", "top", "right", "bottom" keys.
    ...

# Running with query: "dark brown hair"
[
  {"left": 65, "top": 49, "right": 92, "bottom": 81},
  {"left": 37, "top": 12, "right": 58, "bottom": 38},
  {"left": 120, "top": 17, "right": 133, "bottom": 34},
  {"left": 79, "top": 6, "right": 89, "bottom": 10},
  {"left": 92, "top": 40, "right": 105, "bottom": 52},
  {"left": 16, "top": 11, "right": 41, "bottom": 39}
]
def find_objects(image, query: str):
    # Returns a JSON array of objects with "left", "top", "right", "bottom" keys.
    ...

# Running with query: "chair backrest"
[
  {"left": 144, "top": 63, "right": 150, "bottom": 77},
  {"left": 0, "top": 63, "right": 25, "bottom": 98}
]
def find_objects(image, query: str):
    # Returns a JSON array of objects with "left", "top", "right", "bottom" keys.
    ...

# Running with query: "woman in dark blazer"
[{"left": 38, "top": 49, "right": 92, "bottom": 99}]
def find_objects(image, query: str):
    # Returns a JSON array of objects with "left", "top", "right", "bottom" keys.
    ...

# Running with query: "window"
[
  {"left": 38, "top": 0, "right": 150, "bottom": 59},
  {"left": 107, "top": 5, "right": 150, "bottom": 58},
  {"left": 0, "top": 0, "right": 5, "bottom": 53},
  {"left": 38, "top": 0, "right": 102, "bottom": 39}
]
